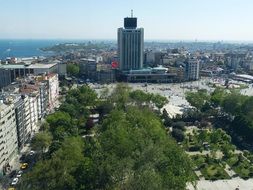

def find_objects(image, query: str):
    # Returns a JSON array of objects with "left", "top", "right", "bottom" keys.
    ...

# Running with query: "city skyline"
[{"left": 1, "top": 0, "right": 253, "bottom": 41}]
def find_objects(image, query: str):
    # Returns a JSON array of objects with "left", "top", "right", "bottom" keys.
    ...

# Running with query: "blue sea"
[{"left": 0, "top": 39, "right": 90, "bottom": 60}]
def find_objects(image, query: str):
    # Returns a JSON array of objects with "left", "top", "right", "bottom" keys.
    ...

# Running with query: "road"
[{"left": 0, "top": 144, "right": 34, "bottom": 190}]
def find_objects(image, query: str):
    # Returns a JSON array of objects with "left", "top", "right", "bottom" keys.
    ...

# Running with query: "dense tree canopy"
[
  {"left": 186, "top": 89, "right": 210, "bottom": 110},
  {"left": 20, "top": 137, "right": 86, "bottom": 190},
  {"left": 31, "top": 132, "right": 52, "bottom": 154},
  {"left": 87, "top": 107, "right": 194, "bottom": 190},
  {"left": 20, "top": 84, "right": 194, "bottom": 190},
  {"left": 129, "top": 89, "right": 168, "bottom": 109},
  {"left": 210, "top": 88, "right": 228, "bottom": 106},
  {"left": 186, "top": 88, "right": 253, "bottom": 145},
  {"left": 108, "top": 83, "right": 168, "bottom": 110}
]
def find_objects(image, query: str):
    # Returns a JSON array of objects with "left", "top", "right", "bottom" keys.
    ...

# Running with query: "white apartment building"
[
  {"left": 19, "top": 85, "right": 41, "bottom": 137},
  {"left": 29, "top": 95, "right": 39, "bottom": 135},
  {"left": 23, "top": 95, "right": 32, "bottom": 139},
  {"left": 46, "top": 73, "right": 59, "bottom": 112},
  {"left": 0, "top": 102, "right": 18, "bottom": 175}
]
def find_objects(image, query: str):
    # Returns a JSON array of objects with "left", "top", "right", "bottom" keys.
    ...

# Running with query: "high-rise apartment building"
[
  {"left": 0, "top": 102, "right": 18, "bottom": 175},
  {"left": 185, "top": 58, "right": 200, "bottom": 81},
  {"left": 14, "top": 95, "right": 29, "bottom": 150},
  {"left": 118, "top": 12, "right": 144, "bottom": 71}
]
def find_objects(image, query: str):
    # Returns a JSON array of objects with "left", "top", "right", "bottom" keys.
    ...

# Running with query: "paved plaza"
[{"left": 187, "top": 178, "right": 253, "bottom": 190}]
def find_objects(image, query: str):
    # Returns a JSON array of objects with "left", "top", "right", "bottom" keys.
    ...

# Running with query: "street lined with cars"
[{"left": 0, "top": 147, "right": 36, "bottom": 190}]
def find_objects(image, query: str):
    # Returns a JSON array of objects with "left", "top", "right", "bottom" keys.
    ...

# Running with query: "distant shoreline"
[
  {"left": 1, "top": 39, "right": 253, "bottom": 60},
  {"left": 1, "top": 39, "right": 253, "bottom": 44}
]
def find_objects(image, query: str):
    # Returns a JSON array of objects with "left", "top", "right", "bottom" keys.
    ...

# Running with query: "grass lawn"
[
  {"left": 191, "top": 155, "right": 205, "bottom": 169},
  {"left": 226, "top": 154, "right": 253, "bottom": 179},
  {"left": 191, "top": 155, "right": 230, "bottom": 180},
  {"left": 200, "top": 163, "right": 230, "bottom": 180},
  {"left": 226, "top": 155, "right": 238, "bottom": 166}
]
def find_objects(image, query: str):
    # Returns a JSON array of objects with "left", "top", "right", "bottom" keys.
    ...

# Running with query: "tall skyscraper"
[{"left": 118, "top": 11, "right": 144, "bottom": 71}]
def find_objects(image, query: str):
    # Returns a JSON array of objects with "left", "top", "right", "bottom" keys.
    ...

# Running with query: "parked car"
[
  {"left": 20, "top": 163, "right": 28, "bottom": 170},
  {"left": 11, "top": 178, "right": 19, "bottom": 186},
  {"left": 16, "top": 170, "right": 23, "bottom": 178},
  {"left": 29, "top": 150, "right": 35, "bottom": 156}
]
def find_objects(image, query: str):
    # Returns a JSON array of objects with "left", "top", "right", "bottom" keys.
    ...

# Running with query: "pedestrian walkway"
[
  {"left": 195, "top": 170, "right": 204, "bottom": 180},
  {"left": 187, "top": 178, "right": 253, "bottom": 190},
  {"left": 224, "top": 164, "right": 236, "bottom": 177}
]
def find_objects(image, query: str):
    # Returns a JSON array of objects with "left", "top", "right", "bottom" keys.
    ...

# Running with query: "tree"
[
  {"left": 210, "top": 88, "right": 227, "bottom": 106},
  {"left": 198, "top": 130, "right": 208, "bottom": 143},
  {"left": 85, "top": 118, "right": 95, "bottom": 130},
  {"left": 67, "top": 64, "right": 80, "bottom": 76},
  {"left": 162, "top": 109, "right": 173, "bottom": 127},
  {"left": 241, "top": 96, "right": 253, "bottom": 119},
  {"left": 46, "top": 111, "right": 77, "bottom": 140},
  {"left": 73, "top": 158, "right": 96, "bottom": 190},
  {"left": 124, "top": 167, "right": 163, "bottom": 190},
  {"left": 172, "top": 121, "right": 186, "bottom": 131},
  {"left": 151, "top": 94, "right": 168, "bottom": 109},
  {"left": 20, "top": 85, "right": 194, "bottom": 190},
  {"left": 109, "top": 83, "right": 131, "bottom": 110},
  {"left": 39, "top": 121, "right": 50, "bottom": 132},
  {"left": 186, "top": 89, "right": 210, "bottom": 110},
  {"left": 210, "top": 129, "right": 222, "bottom": 144},
  {"left": 89, "top": 108, "right": 194, "bottom": 189},
  {"left": 222, "top": 93, "right": 246, "bottom": 115},
  {"left": 129, "top": 90, "right": 168, "bottom": 109},
  {"left": 222, "top": 144, "right": 233, "bottom": 159},
  {"left": 231, "top": 115, "right": 253, "bottom": 143},
  {"left": 47, "top": 111, "right": 72, "bottom": 128},
  {"left": 96, "top": 101, "right": 114, "bottom": 117},
  {"left": 171, "top": 128, "right": 185, "bottom": 142},
  {"left": 31, "top": 132, "right": 52, "bottom": 154},
  {"left": 129, "top": 89, "right": 150, "bottom": 105},
  {"left": 20, "top": 137, "right": 86, "bottom": 190}
]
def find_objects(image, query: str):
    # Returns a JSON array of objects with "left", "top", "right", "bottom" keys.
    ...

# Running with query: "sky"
[{"left": 1, "top": 0, "right": 253, "bottom": 41}]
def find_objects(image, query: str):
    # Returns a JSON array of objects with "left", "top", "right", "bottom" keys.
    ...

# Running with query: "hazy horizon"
[
  {"left": 1, "top": 0, "right": 253, "bottom": 41},
  {"left": 2, "top": 39, "right": 253, "bottom": 44}
]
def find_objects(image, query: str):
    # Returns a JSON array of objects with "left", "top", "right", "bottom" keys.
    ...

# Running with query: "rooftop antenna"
[{"left": 131, "top": 9, "right": 133, "bottom": 17}]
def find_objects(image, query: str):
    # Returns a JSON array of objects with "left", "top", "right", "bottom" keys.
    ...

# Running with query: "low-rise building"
[
  {"left": 79, "top": 58, "right": 97, "bottom": 80},
  {"left": 0, "top": 69, "right": 11, "bottom": 89},
  {"left": 0, "top": 63, "right": 58, "bottom": 80},
  {"left": 118, "top": 66, "right": 177, "bottom": 83}
]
